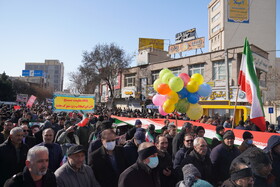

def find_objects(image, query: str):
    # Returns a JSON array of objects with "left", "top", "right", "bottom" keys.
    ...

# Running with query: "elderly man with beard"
[
  {"left": 4, "top": 146, "right": 56, "bottom": 187},
  {"left": 155, "top": 135, "right": 176, "bottom": 187}
]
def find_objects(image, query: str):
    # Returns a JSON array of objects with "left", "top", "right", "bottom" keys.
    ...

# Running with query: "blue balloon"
[
  {"left": 187, "top": 93, "right": 200, "bottom": 104},
  {"left": 197, "top": 83, "right": 212, "bottom": 97},
  {"left": 177, "top": 88, "right": 189, "bottom": 98}
]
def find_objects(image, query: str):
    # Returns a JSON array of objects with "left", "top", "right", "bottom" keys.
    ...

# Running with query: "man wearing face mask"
[
  {"left": 89, "top": 129, "right": 128, "bottom": 187},
  {"left": 238, "top": 131, "right": 256, "bottom": 153},
  {"left": 118, "top": 142, "right": 161, "bottom": 187}
]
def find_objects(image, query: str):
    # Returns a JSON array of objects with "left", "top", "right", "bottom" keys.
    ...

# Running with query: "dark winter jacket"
[
  {"left": 158, "top": 151, "right": 176, "bottom": 187},
  {"left": 89, "top": 145, "right": 128, "bottom": 187},
  {"left": 264, "top": 135, "right": 280, "bottom": 186},
  {"left": 173, "top": 147, "right": 193, "bottom": 169},
  {"left": 37, "top": 142, "right": 63, "bottom": 172},
  {"left": 4, "top": 167, "right": 56, "bottom": 187},
  {"left": 176, "top": 149, "right": 213, "bottom": 183},
  {"left": 172, "top": 131, "right": 186, "bottom": 158},
  {"left": 0, "top": 138, "right": 28, "bottom": 187},
  {"left": 118, "top": 160, "right": 160, "bottom": 187},
  {"left": 123, "top": 140, "right": 138, "bottom": 166},
  {"left": 210, "top": 143, "right": 240, "bottom": 184}
]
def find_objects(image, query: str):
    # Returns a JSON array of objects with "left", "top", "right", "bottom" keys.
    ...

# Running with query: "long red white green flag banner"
[{"left": 113, "top": 116, "right": 279, "bottom": 149}]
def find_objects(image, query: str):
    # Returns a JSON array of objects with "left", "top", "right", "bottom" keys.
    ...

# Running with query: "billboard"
[
  {"left": 168, "top": 37, "right": 205, "bottom": 55},
  {"left": 175, "top": 28, "right": 196, "bottom": 44},
  {"left": 139, "top": 38, "right": 164, "bottom": 51},
  {"left": 16, "top": 94, "right": 28, "bottom": 102},
  {"left": 53, "top": 94, "right": 95, "bottom": 113},
  {"left": 22, "top": 70, "right": 44, "bottom": 77},
  {"left": 228, "top": 0, "right": 249, "bottom": 23}
]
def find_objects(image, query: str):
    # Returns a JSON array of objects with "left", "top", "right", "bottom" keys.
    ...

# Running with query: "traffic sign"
[{"left": 268, "top": 107, "right": 274, "bottom": 114}]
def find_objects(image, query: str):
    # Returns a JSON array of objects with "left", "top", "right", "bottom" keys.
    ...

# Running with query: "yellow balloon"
[
  {"left": 153, "top": 79, "right": 162, "bottom": 91},
  {"left": 159, "top": 68, "right": 172, "bottom": 79},
  {"left": 167, "top": 91, "right": 179, "bottom": 104},
  {"left": 186, "top": 103, "right": 203, "bottom": 120},
  {"left": 163, "top": 99, "right": 175, "bottom": 113},
  {"left": 191, "top": 73, "right": 204, "bottom": 85},
  {"left": 186, "top": 80, "right": 199, "bottom": 93}
]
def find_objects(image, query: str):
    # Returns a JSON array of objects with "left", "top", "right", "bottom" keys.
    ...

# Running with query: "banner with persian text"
[{"left": 53, "top": 93, "right": 95, "bottom": 113}]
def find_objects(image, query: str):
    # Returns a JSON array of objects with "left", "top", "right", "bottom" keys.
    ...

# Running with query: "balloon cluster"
[{"left": 152, "top": 68, "right": 212, "bottom": 120}]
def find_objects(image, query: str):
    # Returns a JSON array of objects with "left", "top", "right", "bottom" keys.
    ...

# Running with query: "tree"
[
  {"left": 0, "top": 72, "right": 15, "bottom": 101},
  {"left": 70, "top": 43, "right": 132, "bottom": 104}
]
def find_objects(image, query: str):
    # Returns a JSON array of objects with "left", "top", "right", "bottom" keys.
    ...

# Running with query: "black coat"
[
  {"left": 173, "top": 147, "right": 193, "bottom": 169},
  {"left": 89, "top": 145, "right": 128, "bottom": 187},
  {"left": 0, "top": 138, "right": 28, "bottom": 187},
  {"left": 123, "top": 141, "right": 138, "bottom": 166},
  {"left": 37, "top": 142, "right": 63, "bottom": 172},
  {"left": 177, "top": 149, "right": 213, "bottom": 184},
  {"left": 158, "top": 151, "right": 176, "bottom": 187},
  {"left": 172, "top": 131, "right": 185, "bottom": 158},
  {"left": 210, "top": 143, "right": 240, "bottom": 184},
  {"left": 4, "top": 167, "right": 56, "bottom": 187},
  {"left": 118, "top": 160, "right": 160, "bottom": 187},
  {"left": 23, "top": 136, "right": 36, "bottom": 149}
]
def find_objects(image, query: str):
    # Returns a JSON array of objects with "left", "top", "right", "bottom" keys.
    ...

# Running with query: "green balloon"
[
  {"left": 162, "top": 72, "right": 174, "bottom": 84},
  {"left": 169, "top": 77, "right": 184, "bottom": 92},
  {"left": 159, "top": 68, "right": 172, "bottom": 79},
  {"left": 175, "top": 99, "right": 189, "bottom": 114}
]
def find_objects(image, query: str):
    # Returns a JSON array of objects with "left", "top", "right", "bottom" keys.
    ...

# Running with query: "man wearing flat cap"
[
  {"left": 118, "top": 142, "right": 160, "bottom": 187},
  {"left": 210, "top": 130, "right": 240, "bottom": 186},
  {"left": 55, "top": 145, "right": 100, "bottom": 187}
]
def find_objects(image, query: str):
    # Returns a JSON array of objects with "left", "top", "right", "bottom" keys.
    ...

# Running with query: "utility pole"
[{"left": 225, "top": 49, "right": 230, "bottom": 100}]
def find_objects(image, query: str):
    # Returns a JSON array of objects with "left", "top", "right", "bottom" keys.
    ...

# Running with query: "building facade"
[{"left": 25, "top": 59, "right": 64, "bottom": 92}]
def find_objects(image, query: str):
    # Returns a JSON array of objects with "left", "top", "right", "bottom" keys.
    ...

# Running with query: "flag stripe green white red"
[{"left": 238, "top": 38, "right": 266, "bottom": 131}]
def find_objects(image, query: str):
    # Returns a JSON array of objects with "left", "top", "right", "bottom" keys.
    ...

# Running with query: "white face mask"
[{"left": 104, "top": 141, "right": 116, "bottom": 151}]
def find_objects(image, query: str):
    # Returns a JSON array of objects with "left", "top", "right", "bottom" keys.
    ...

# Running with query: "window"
[
  {"left": 213, "top": 60, "right": 232, "bottom": 80},
  {"left": 124, "top": 74, "right": 136, "bottom": 87},
  {"left": 189, "top": 64, "right": 204, "bottom": 76},
  {"left": 152, "top": 70, "right": 160, "bottom": 82},
  {"left": 212, "top": 1, "right": 220, "bottom": 11},
  {"left": 212, "top": 12, "right": 220, "bottom": 22},
  {"left": 212, "top": 24, "right": 220, "bottom": 33},
  {"left": 169, "top": 67, "right": 181, "bottom": 76}
]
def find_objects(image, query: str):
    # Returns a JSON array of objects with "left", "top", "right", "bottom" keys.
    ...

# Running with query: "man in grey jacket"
[{"left": 55, "top": 145, "right": 100, "bottom": 187}]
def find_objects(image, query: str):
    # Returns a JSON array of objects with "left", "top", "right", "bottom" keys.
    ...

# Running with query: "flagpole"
[{"left": 232, "top": 87, "right": 240, "bottom": 130}]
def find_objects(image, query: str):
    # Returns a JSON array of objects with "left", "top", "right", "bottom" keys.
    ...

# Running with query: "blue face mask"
[
  {"left": 247, "top": 139, "right": 253, "bottom": 145},
  {"left": 147, "top": 156, "right": 159, "bottom": 169}
]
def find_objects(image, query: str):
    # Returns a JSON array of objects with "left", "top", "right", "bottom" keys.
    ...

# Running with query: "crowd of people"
[{"left": 0, "top": 103, "right": 279, "bottom": 187}]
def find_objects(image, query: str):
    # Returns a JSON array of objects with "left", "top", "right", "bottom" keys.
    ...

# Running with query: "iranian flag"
[
  {"left": 238, "top": 38, "right": 266, "bottom": 131},
  {"left": 145, "top": 131, "right": 154, "bottom": 143}
]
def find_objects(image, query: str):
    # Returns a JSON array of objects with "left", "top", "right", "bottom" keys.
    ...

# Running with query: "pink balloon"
[
  {"left": 152, "top": 94, "right": 167, "bottom": 106},
  {"left": 159, "top": 106, "right": 168, "bottom": 116},
  {"left": 179, "top": 73, "right": 191, "bottom": 86}
]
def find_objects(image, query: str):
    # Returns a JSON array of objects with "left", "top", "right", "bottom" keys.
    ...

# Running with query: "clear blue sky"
[{"left": 0, "top": 0, "right": 279, "bottom": 88}]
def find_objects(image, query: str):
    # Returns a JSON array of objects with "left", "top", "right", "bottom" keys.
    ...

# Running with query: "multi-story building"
[
  {"left": 25, "top": 60, "right": 64, "bottom": 92},
  {"left": 208, "top": 0, "right": 276, "bottom": 62},
  {"left": 208, "top": 0, "right": 277, "bottom": 100}
]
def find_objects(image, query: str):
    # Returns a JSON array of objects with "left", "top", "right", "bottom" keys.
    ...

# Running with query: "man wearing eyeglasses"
[
  {"left": 20, "top": 125, "right": 36, "bottom": 149},
  {"left": 89, "top": 129, "right": 128, "bottom": 187},
  {"left": 173, "top": 133, "right": 194, "bottom": 170}
]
